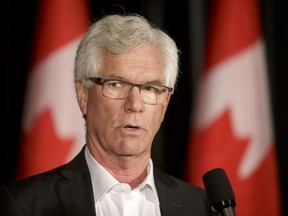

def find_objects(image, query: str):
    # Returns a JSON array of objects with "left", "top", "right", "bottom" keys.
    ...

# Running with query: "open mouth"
[{"left": 124, "top": 125, "right": 139, "bottom": 129}]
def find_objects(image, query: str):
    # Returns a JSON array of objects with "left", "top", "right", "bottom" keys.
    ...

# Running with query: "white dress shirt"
[{"left": 85, "top": 147, "right": 161, "bottom": 216}]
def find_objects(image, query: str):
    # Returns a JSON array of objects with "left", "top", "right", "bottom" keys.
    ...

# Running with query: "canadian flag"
[
  {"left": 186, "top": 0, "right": 282, "bottom": 215},
  {"left": 17, "top": 0, "right": 90, "bottom": 179}
]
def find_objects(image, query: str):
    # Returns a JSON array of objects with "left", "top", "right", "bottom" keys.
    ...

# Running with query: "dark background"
[{"left": 4, "top": 0, "right": 288, "bottom": 214}]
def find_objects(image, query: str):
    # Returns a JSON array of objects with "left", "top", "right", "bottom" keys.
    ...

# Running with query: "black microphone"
[{"left": 202, "top": 168, "right": 236, "bottom": 216}]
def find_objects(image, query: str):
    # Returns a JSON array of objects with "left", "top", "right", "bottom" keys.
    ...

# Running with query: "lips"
[
  {"left": 124, "top": 125, "right": 139, "bottom": 129},
  {"left": 117, "top": 120, "right": 147, "bottom": 133},
  {"left": 120, "top": 123, "right": 146, "bottom": 132}
]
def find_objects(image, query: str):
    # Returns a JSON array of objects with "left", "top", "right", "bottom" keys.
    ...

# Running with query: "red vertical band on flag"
[
  {"left": 186, "top": 0, "right": 281, "bottom": 215},
  {"left": 204, "top": 0, "right": 260, "bottom": 72},
  {"left": 17, "top": 0, "right": 90, "bottom": 179},
  {"left": 32, "top": 0, "right": 90, "bottom": 67}
]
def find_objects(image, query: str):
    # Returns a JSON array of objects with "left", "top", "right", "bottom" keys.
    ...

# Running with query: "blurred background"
[{"left": 4, "top": 0, "right": 288, "bottom": 215}]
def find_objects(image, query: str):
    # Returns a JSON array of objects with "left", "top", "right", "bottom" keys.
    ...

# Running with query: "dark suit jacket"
[{"left": 0, "top": 146, "right": 214, "bottom": 216}]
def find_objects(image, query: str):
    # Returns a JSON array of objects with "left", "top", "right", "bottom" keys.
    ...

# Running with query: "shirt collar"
[{"left": 84, "top": 146, "right": 159, "bottom": 204}]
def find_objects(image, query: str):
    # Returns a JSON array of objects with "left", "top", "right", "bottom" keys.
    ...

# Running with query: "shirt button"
[{"left": 116, "top": 183, "right": 130, "bottom": 192}]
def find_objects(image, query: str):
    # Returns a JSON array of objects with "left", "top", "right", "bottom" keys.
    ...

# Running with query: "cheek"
[
  {"left": 86, "top": 93, "right": 104, "bottom": 126},
  {"left": 86, "top": 95, "right": 119, "bottom": 125}
]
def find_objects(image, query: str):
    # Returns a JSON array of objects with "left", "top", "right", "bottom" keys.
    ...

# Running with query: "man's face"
[{"left": 77, "top": 44, "right": 171, "bottom": 161}]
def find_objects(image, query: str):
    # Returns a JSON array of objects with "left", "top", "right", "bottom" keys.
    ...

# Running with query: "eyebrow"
[{"left": 103, "top": 75, "right": 164, "bottom": 85}]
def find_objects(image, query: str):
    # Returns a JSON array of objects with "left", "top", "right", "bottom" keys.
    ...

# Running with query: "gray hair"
[{"left": 74, "top": 14, "right": 180, "bottom": 89}]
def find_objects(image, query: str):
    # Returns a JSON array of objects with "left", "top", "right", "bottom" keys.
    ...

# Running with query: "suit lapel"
[
  {"left": 54, "top": 147, "right": 187, "bottom": 216},
  {"left": 56, "top": 146, "right": 96, "bottom": 216},
  {"left": 154, "top": 168, "right": 185, "bottom": 216}
]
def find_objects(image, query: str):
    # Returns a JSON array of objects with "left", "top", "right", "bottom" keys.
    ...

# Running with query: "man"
[{"left": 0, "top": 14, "right": 214, "bottom": 216}]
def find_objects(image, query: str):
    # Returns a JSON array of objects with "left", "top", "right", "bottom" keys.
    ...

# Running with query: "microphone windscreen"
[{"left": 202, "top": 168, "right": 235, "bottom": 205}]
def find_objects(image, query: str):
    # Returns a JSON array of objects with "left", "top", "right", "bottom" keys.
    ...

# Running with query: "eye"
[
  {"left": 142, "top": 85, "right": 164, "bottom": 94},
  {"left": 106, "top": 80, "right": 123, "bottom": 88}
]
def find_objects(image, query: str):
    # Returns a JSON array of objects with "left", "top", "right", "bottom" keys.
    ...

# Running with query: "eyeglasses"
[{"left": 89, "top": 77, "right": 173, "bottom": 105}]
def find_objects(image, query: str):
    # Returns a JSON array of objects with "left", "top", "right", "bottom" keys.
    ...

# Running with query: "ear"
[{"left": 75, "top": 81, "right": 88, "bottom": 115}]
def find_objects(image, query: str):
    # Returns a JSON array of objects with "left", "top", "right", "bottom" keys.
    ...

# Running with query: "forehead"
[{"left": 99, "top": 45, "right": 165, "bottom": 82}]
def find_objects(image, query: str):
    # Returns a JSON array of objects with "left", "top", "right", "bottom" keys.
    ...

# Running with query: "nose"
[{"left": 124, "top": 86, "right": 144, "bottom": 113}]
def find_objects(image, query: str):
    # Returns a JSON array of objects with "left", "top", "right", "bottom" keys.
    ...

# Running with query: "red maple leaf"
[{"left": 17, "top": 108, "right": 74, "bottom": 179}]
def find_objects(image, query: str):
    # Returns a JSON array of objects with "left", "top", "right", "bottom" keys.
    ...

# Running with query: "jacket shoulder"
[{"left": 154, "top": 168, "right": 214, "bottom": 216}]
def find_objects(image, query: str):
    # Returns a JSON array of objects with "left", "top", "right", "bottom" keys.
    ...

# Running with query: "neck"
[{"left": 87, "top": 144, "right": 150, "bottom": 189}]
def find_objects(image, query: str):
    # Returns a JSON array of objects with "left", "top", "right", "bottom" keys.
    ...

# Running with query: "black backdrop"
[{"left": 4, "top": 0, "right": 288, "bottom": 214}]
